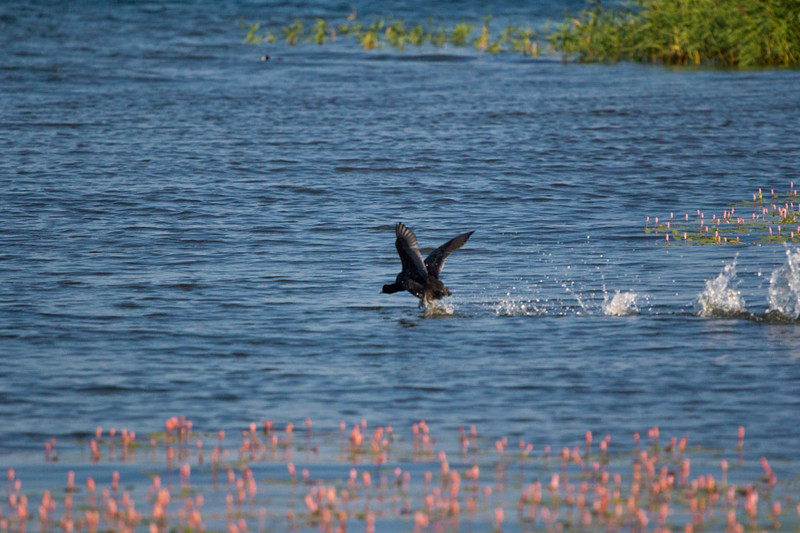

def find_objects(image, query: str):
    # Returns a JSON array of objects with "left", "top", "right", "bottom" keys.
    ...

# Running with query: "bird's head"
[{"left": 381, "top": 284, "right": 400, "bottom": 294}]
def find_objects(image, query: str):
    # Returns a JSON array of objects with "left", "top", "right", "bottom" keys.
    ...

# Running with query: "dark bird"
[{"left": 381, "top": 222, "right": 474, "bottom": 304}]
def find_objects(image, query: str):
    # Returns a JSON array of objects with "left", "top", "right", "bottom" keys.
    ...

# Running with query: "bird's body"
[{"left": 382, "top": 222, "right": 474, "bottom": 304}]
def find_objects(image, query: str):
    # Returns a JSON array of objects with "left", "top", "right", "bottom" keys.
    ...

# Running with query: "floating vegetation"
[
  {"left": 240, "top": 14, "right": 545, "bottom": 57},
  {"left": 646, "top": 184, "right": 800, "bottom": 246},
  {"left": 550, "top": 0, "right": 800, "bottom": 66},
  {"left": 4, "top": 417, "right": 799, "bottom": 532}
]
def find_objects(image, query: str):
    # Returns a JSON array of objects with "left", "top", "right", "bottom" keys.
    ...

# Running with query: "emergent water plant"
[
  {"left": 550, "top": 0, "right": 800, "bottom": 66},
  {"left": 242, "top": 14, "right": 546, "bottom": 58},
  {"left": 646, "top": 184, "right": 800, "bottom": 246},
  {"left": 242, "top": 0, "right": 799, "bottom": 66}
]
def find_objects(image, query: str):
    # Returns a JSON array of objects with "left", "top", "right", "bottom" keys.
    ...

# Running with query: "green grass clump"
[
  {"left": 312, "top": 19, "right": 328, "bottom": 45},
  {"left": 549, "top": 0, "right": 800, "bottom": 66},
  {"left": 450, "top": 22, "right": 475, "bottom": 47},
  {"left": 408, "top": 24, "right": 425, "bottom": 46},
  {"left": 282, "top": 21, "right": 304, "bottom": 46}
]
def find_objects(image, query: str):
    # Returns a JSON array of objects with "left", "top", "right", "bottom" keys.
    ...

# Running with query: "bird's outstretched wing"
[
  {"left": 425, "top": 230, "right": 474, "bottom": 278},
  {"left": 395, "top": 222, "right": 428, "bottom": 282}
]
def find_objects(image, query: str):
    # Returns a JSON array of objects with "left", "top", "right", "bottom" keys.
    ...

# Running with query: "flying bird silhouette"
[{"left": 381, "top": 222, "right": 474, "bottom": 304}]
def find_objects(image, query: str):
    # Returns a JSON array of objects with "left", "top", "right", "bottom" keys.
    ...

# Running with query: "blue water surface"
[{"left": 1, "top": 0, "right": 800, "bottom": 464}]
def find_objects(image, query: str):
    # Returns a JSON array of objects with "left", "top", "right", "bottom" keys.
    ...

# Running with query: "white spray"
[
  {"left": 767, "top": 248, "right": 800, "bottom": 320},
  {"left": 696, "top": 257, "right": 746, "bottom": 317}
]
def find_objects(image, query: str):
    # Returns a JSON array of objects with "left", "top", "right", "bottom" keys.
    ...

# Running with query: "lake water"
[{"left": 2, "top": 2, "right": 800, "bottom": 528}]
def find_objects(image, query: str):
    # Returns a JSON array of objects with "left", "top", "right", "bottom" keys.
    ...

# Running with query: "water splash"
[
  {"left": 560, "top": 282, "right": 592, "bottom": 315},
  {"left": 695, "top": 257, "right": 746, "bottom": 317},
  {"left": 767, "top": 248, "right": 800, "bottom": 320},
  {"left": 603, "top": 291, "right": 639, "bottom": 316},
  {"left": 494, "top": 293, "right": 545, "bottom": 317},
  {"left": 422, "top": 299, "right": 455, "bottom": 316}
]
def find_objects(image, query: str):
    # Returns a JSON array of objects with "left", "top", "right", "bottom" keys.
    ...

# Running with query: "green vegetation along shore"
[
  {"left": 551, "top": 0, "right": 800, "bottom": 66},
  {"left": 243, "top": 0, "right": 800, "bottom": 67}
]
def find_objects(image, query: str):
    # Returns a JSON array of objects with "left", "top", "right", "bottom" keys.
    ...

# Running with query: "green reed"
[
  {"left": 550, "top": 0, "right": 800, "bottom": 66},
  {"left": 241, "top": 0, "right": 798, "bottom": 66}
]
